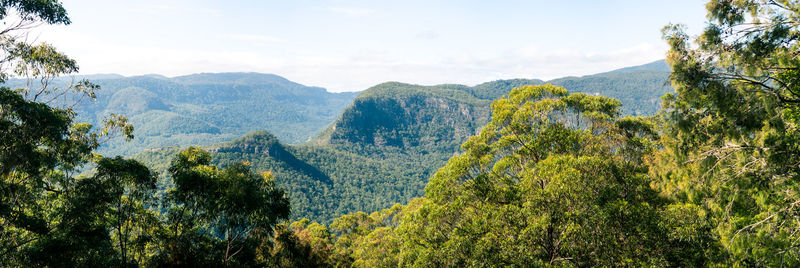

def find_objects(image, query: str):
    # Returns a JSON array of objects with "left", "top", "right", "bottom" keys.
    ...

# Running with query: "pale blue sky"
[{"left": 36, "top": 0, "right": 708, "bottom": 92}]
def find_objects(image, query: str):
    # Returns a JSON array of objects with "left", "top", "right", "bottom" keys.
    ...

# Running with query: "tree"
[
  {"left": 158, "top": 147, "right": 291, "bottom": 266},
  {"left": 92, "top": 156, "right": 157, "bottom": 266},
  {"left": 0, "top": 1, "right": 143, "bottom": 266},
  {"left": 329, "top": 203, "right": 405, "bottom": 267},
  {"left": 266, "top": 218, "right": 334, "bottom": 267},
  {"left": 388, "top": 85, "right": 679, "bottom": 266},
  {"left": 659, "top": 0, "right": 800, "bottom": 265}
]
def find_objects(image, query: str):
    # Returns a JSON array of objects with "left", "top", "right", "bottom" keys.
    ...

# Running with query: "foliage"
[
  {"left": 329, "top": 203, "right": 405, "bottom": 267},
  {"left": 266, "top": 218, "right": 334, "bottom": 267},
  {"left": 0, "top": 1, "right": 135, "bottom": 265},
  {"left": 388, "top": 85, "right": 676, "bottom": 266},
  {"left": 135, "top": 64, "right": 674, "bottom": 224},
  {"left": 655, "top": 0, "right": 800, "bottom": 265},
  {"left": 270, "top": 83, "right": 707, "bottom": 267},
  {"left": 0, "top": 3, "right": 295, "bottom": 266},
  {"left": 155, "top": 147, "right": 291, "bottom": 266},
  {"left": 548, "top": 67, "right": 672, "bottom": 116},
  {"left": 15, "top": 0, "right": 800, "bottom": 266}
]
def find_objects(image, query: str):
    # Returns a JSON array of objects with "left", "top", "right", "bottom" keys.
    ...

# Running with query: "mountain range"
[
  {"left": 3, "top": 60, "right": 669, "bottom": 159},
  {"left": 128, "top": 60, "right": 673, "bottom": 222},
  {"left": 3, "top": 73, "right": 359, "bottom": 156}
]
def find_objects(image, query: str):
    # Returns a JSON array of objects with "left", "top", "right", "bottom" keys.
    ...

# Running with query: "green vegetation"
[
  {"left": 3, "top": 72, "right": 359, "bottom": 156},
  {"left": 260, "top": 1, "right": 800, "bottom": 266},
  {"left": 326, "top": 84, "right": 678, "bottom": 266},
  {"left": 654, "top": 0, "right": 800, "bottom": 265},
  {"left": 8, "top": 0, "right": 800, "bottom": 266},
  {"left": 469, "top": 62, "right": 672, "bottom": 116},
  {"left": 0, "top": 3, "right": 293, "bottom": 266},
  {"left": 1, "top": 58, "right": 669, "bottom": 157},
  {"left": 134, "top": 63, "right": 674, "bottom": 223},
  {"left": 2, "top": 79, "right": 293, "bottom": 265},
  {"left": 549, "top": 64, "right": 671, "bottom": 116}
]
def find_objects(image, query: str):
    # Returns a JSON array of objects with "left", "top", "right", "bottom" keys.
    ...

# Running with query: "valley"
[
  {"left": 5, "top": 1, "right": 797, "bottom": 265},
  {"left": 132, "top": 60, "right": 672, "bottom": 222}
]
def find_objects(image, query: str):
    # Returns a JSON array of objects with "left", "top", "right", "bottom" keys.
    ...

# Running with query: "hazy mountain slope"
[
  {"left": 435, "top": 60, "right": 671, "bottom": 115},
  {"left": 548, "top": 60, "right": 671, "bottom": 115},
  {"left": 603, "top": 59, "right": 670, "bottom": 73},
  {"left": 2, "top": 73, "right": 358, "bottom": 156}
]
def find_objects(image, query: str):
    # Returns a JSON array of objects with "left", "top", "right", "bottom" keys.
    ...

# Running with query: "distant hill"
[
  {"left": 604, "top": 59, "right": 670, "bottom": 73},
  {"left": 548, "top": 61, "right": 671, "bottom": 116},
  {"left": 2, "top": 73, "right": 358, "bottom": 156},
  {"left": 133, "top": 60, "right": 674, "bottom": 222},
  {"left": 314, "top": 82, "right": 492, "bottom": 150}
]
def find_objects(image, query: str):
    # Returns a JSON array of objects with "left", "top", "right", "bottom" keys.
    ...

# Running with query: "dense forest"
[{"left": 3, "top": 0, "right": 800, "bottom": 267}]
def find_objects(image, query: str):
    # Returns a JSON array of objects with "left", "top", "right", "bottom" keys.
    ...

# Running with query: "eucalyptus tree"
[
  {"left": 658, "top": 0, "right": 800, "bottom": 265},
  {"left": 391, "top": 85, "right": 681, "bottom": 266},
  {"left": 0, "top": 1, "right": 138, "bottom": 265},
  {"left": 158, "top": 147, "right": 291, "bottom": 266}
]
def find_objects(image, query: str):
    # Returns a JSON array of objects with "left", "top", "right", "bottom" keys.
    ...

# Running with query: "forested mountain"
[
  {"left": 2, "top": 73, "right": 358, "bottom": 156},
  {"left": 134, "top": 61, "right": 672, "bottom": 222},
  {"left": 548, "top": 60, "right": 670, "bottom": 115}
]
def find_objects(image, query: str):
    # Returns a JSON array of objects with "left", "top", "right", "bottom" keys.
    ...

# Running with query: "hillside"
[
  {"left": 1, "top": 73, "right": 358, "bottom": 156},
  {"left": 314, "top": 82, "right": 492, "bottom": 150},
  {"left": 548, "top": 59, "right": 671, "bottom": 115},
  {"left": 134, "top": 80, "right": 499, "bottom": 221},
  {"left": 132, "top": 60, "right": 673, "bottom": 222},
  {"left": 134, "top": 80, "right": 521, "bottom": 221}
]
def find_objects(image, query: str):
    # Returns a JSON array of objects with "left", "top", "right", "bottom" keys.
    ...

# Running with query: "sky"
[{"left": 33, "top": 0, "right": 708, "bottom": 92}]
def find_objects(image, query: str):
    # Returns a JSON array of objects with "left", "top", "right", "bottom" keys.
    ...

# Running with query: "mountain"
[
  {"left": 548, "top": 60, "right": 671, "bottom": 116},
  {"left": 604, "top": 59, "right": 670, "bottom": 73},
  {"left": 0, "top": 60, "right": 668, "bottom": 156},
  {"left": 1, "top": 73, "right": 359, "bottom": 156},
  {"left": 314, "top": 82, "right": 493, "bottom": 150},
  {"left": 134, "top": 80, "right": 531, "bottom": 221},
  {"left": 318, "top": 60, "right": 671, "bottom": 149},
  {"left": 134, "top": 81, "right": 509, "bottom": 222},
  {"left": 133, "top": 60, "right": 673, "bottom": 223}
]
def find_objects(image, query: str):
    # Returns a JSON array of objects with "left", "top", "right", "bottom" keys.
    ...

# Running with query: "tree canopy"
[{"left": 656, "top": 0, "right": 800, "bottom": 265}]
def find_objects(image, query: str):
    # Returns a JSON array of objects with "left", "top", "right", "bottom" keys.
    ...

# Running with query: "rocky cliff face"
[{"left": 316, "top": 82, "right": 494, "bottom": 150}]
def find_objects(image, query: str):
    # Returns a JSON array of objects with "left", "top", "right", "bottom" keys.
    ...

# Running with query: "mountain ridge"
[
  {"left": 2, "top": 72, "right": 359, "bottom": 156},
  {"left": 65, "top": 59, "right": 666, "bottom": 93}
]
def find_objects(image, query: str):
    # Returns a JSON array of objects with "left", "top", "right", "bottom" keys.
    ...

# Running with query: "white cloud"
[
  {"left": 328, "top": 7, "right": 374, "bottom": 16},
  {"left": 35, "top": 23, "right": 667, "bottom": 93},
  {"left": 226, "top": 34, "right": 283, "bottom": 43},
  {"left": 129, "top": 3, "right": 222, "bottom": 17},
  {"left": 415, "top": 30, "right": 440, "bottom": 40},
  {"left": 258, "top": 42, "right": 666, "bottom": 92}
]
